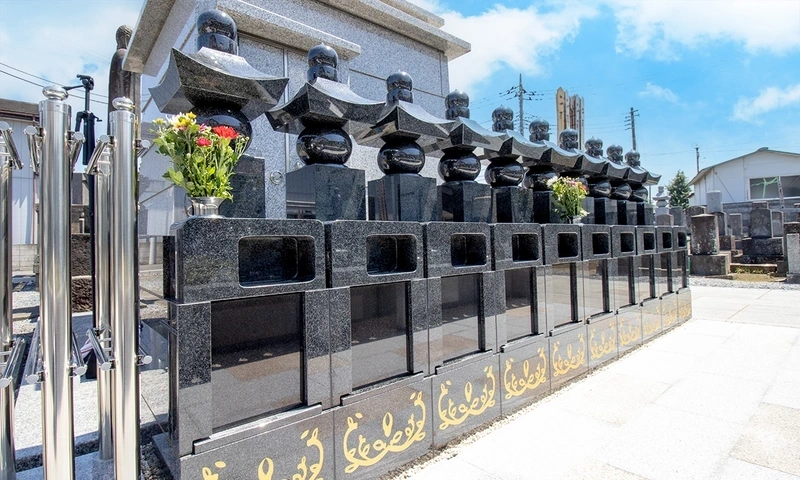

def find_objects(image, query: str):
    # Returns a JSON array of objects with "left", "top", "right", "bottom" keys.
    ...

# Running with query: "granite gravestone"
[{"left": 484, "top": 106, "right": 533, "bottom": 223}]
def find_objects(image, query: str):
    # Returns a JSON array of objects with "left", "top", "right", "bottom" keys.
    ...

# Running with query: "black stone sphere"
[
  {"left": 585, "top": 137, "right": 603, "bottom": 157},
  {"left": 485, "top": 159, "right": 524, "bottom": 187},
  {"left": 610, "top": 182, "right": 632, "bottom": 200},
  {"left": 523, "top": 167, "right": 557, "bottom": 191},
  {"left": 630, "top": 185, "right": 649, "bottom": 202},
  {"left": 439, "top": 150, "right": 480, "bottom": 181},
  {"left": 606, "top": 144, "right": 624, "bottom": 164},
  {"left": 625, "top": 150, "right": 641, "bottom": 168},
  {"left": 386, "top": 71, "right": 413, "bottom": 103},
  {"left": 528, "top": 117, "right": 550, "bottom": 142},
  {"left": 492, "top": 105, "right": 514, "bottom": 132},
  {"left": 445, "top": 89, "right": 470, "bottom": 120},
  {"left": 378, "top": 139, "right": 425, "bottom": 174},
  {"left": 296, "top": 125, "right": 352, "bottom": 165},
  {"left": 588, "top": 179, "right": 612, "bottom": 197},
  {"left": 307, "top": 44, "right": 339, "bottom": 82},
  {"left": 559, "top": 128, "right": 579, "bottom": 151},
  {"left": 190, "top": 106, "right": 251, "bottom": 150},
  {"left": 196, "top": 10, "right": 237, "bottom": 55}
]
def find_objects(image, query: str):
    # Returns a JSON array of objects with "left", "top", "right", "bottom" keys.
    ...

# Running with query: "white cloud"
[
  {"left": 607, "top": 0, "right": 800, "bottom": 60},
  {"left": 638, "top": 82, "right": 678, "bottom": 103},
  {"left": 732, "top": 83, "right": 800, "bottom": 122},
  {"left": 413, "top": 2, "right": 599, "bottom": 94}
]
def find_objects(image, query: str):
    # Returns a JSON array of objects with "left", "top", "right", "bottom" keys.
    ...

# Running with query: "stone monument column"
[{"left": 108, "top": 25, "right": 141, "bottom": 136}]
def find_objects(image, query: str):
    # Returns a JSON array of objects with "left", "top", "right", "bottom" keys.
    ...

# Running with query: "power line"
[
  {"left": 0, "top": 69, "right": 107, "bottom": 108},
  {"left": 0, "top": 61, "right": 109, "bottom": 99}
]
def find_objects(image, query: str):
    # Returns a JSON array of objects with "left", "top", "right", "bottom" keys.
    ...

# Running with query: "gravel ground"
[{"left": 688, "top": 277, "right": 800, "bottom": 290}]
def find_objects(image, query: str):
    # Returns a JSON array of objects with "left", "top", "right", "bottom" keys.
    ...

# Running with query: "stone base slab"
[{"left": 690, "top": 254, "right": 730, "bottom": 276}]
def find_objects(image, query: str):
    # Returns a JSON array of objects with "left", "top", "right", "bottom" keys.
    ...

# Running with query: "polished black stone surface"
[
  {"left": 636, "top": 226, "right": 658, "bottom": 255},
  {"left": 355, "top": 100, "right": 453, "bottom": 150},
  {"left": 545, "top": 263, "right": 580, "bottom": 329},
  {"left": 424, "top": 222, "right": 492, "bottom": 278},
  {"left": 611, "top": 225, "right": 637, "bottom": 258},
  {"left": 222, "top": 155, "right": 266, "bottom": 218},
  {"left": 581, "top": 197, "right": 596, "bottom": 225},
  {"left": 582, "top": 259, "right": 610, "bottom": 320},
  {"left": 617, "top": 200, "right": 639, "bottom": 225},
  {"left": 638, "top": 254, "right": 657, "bottom": 300},
  {"left": 491, "top": 186, "right": 533, "bottom": 223},
  {"left": 440, "top": 274, "right": 482, "bottom": 362},
  {"left": 504, "top": 267, "right": 542, "bottom": 341},
  {"left": 674, "top": 226, "right": 689, "bottom": 251},
  {"left": 325, "top": 220, "right": 424, "bottom": 288},
  {"left": 431, "top": 117, "right": 508, "bottom": 156},
  {"left": 368, "top": 174, "right": 438, "bottom": 221},
  {"left": 543, "top": 224, "right": 582, "bottom": 265},
  {"left": 594, "top": 198, "right": 618, "bottom": 225},
  {"left": 610, "top": 256, "right": 635, "bottom": 311},
  {"left": 656, "top": 225, "right": 674, "bottom": 252},
  {"left": 286, "top": 164, "right": 366, "bottom": 221},
  {"left": 491, "top": 223, "right": 543, "bottom": 271},
  {"left": 168, "top": 218, "right": 325, "bottom": 303},
  {"left": 196, "top": 9, "right": 238, "bottom": 54},
  {"left": 439, "top": 181, "right": 492, "bottom": 222},
  {"left": 532, "top": 191, "right": 562, "bottom": 224},
  {"left": 150, "top": 47, "right": 289, "bottom": 120},
  {"left": 654, "top": 252, "right": 673, "bottom": 296},
  {"left": 350, "top": 282, "right": 411, "bottom": 389},
  {"left": 637, "top": 203, "right": 655, "bottom": 226},
  {"left": 210, "top": 293, "right": 304, "bottom": 430},
  {"left": 581, "top": 224, "right": 612, "bottom": 260}
]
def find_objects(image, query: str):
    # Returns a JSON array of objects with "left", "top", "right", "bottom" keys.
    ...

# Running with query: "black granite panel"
[
  {"left": 654, "top": 253, "right": 671, "bottom": 297},
  {"left": 163, "top": 409, "right": 335, "bottom": 480},
  {"left": 616, "top": 305, "right": 643, "bottom": 355},
  {"left": 424, "top": 222, "right": 492, "bottom": 278},
  {"left": 617, "top": 200, "right": 638, "bottom": 225},
  {"left": 439, "top": 181, "right": 492, "bottom": 223},
  {"left": 238, "top": 236, "right": 315, "bottom": 286},
  {"left": 581, "top": 224, "right": 612, "bottom": 260},
  {"left": 350, "top": 282, "right": 411, "bottom": 390},
  {"left": 674, "top": 226, "right": 689, "bottom": 251},
  {"left": 610, "top": 256, "right": 635, "bottom": 311},
  {"left": 431, "top": 354, "right": 502, "bottom": 447},
  {"left": 637, "top": 203, "right": 655, "bottom": 226},
  {"left": 594, "top": 198, "right": 618, "bottom": 225},
  {"left": 210, "top": 294, "right": 304, "bottom": 430},
  {"left": 656, "top": 226, "right": 674, "bottom": 252},
  {"left": 333, "top": 377, "right": 433, "bottom": 480},
  {"left": 286, "top": 164, "right": 367, "bottom": 221},
  {"left": 498, "top": 334, "right": 550, "bottom": 414},
  {"left": 532, "top": 191, "right": 562, "bottom": 224},
  {"left": 492, "top": 186, "right": 534, "bottom": 223},
  {"left": 636, "top": 226, "right": 657, "bottom": 255},
  {"left": 676, "top": 251, "right": 689, "bottom": 288},
  {"left": 163, "top": 235, "right": 176, "bottom": 300},
  {"left": 440, "top": 274, "right": 482, "bottom": 362},
  {"left": 534, "top": 266, "right": 548, "bottom": 335},
  {"left": 581, "top": 197, "right": 596, "bottom": 225},
  {"left": 482, "top": 271, "right": 502, "bottom": 354},
  {"left": 491, "top": 223, "right": 543, "bottom": 272},
  {"left": 611, "top": 226, "right": 637, "bottom": 258},
  {"left": 587, "top": 313, "right": 618, "bottom": 368},
  {"left": 170, "top": 218, "right": 325, "bottom": 304},
  {"left": 545, "top": 263, "right": 579, "bottom": 330},
  {"left": 325, "top": 220, "right": 424, "bottom": 288},
  {"left": 582, "top": 260, "right": 610, "bottom": 320},
  {"left": 549, "top": 323, "right": 588, "bottom": 388},
  {"left": 504, "top": 268, "right": 536, "bottom": 342},
  {"left": 638, "top": 254, "right": 656, "bottom": 300},
  {"left": 641, "top": 297, "right": 662, "bottom": 341},
  {"left": 368, "top": 174, "right": 439, "bottom": 222},
  {"left": 168, "top": 300, "right": 212, "bottom": 456},
  {"left": 223, "top": 155, "right": 266, "bottom": 218},
  {"left": 329, "top": 287, "right": 352, "bottom": 405},
  {"left": 427, "top": 277, "right": 443, "bottom": 373},
  {"left": 661, "top": 292, "right": 679, "bottom": 330},
  {"left": 677, "top": 287, "right": 692, "bottom": 323},
  {"left": 304, "top": 289, "right": 332, "bottom": 409},
  {"left": 409, "top": 279, "right": 430, "bottom": 376},
  {"left": 542, "top": 224, "right": 582, "bottom": 265}
]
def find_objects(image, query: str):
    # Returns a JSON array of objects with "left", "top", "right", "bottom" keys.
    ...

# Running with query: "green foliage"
[
  {"left": 667, "top": 170, "right": 691, "bottom": 208},
  {"left": 547, "top": 176, "right": 589, "bottom": 219},
  {"left": 151, "top": 113, "right": 248, "bottom": 200}
]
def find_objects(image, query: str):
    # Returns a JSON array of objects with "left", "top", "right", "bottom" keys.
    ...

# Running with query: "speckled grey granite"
[
  {"left": 532, "top": 191, "right": 561, "bottom": 224},
  {"left": 168, "top": 217, "right": 325, "bottom": 303},
  {"left": 491, "top": 186, "right": 533, "bottom": 224},
  {"left": 482, "top": 271, "right": 502, "bottom": 353},
  {"left": 426, "top": 277, "right": 443, "bottom": 374},
  {"left": 587, "top": 313, "right": 618, "bottom": 369},
  {"left": 329, "top": 287, "right": 352, "bottom": 405},
  {"left": 305, "top": 289, "right": 333, "bottom": 409},
  {"left": 423, "top": 222, "right": 492, "bottom": 278},
  {"left": 637, "top": 203, "right": 655, "bottom": 226},
  {"left": 498, "top": 333, "right": 550, "bottom": 414},
  {"left": 616, "top": 305, "right": 643, "bottom": 355},
  {"left": 333, "top": 376, "right": 433, "bottom": 480},
  {"left": 542, "top": 224, "right": 582, "bottom": 265},
  {"left": 491, "top": 223, "right": 542, "bottom": 271},
  {"left": 548, "top": 321, "right": 588, "bottom": 388},
  {"left": 594, "top": 197, "right": 618, "bottom": 225},
  {"left": 617, "top": 200, "right": 638, "bottom": 226},
  {"left": 636, "top": 226, "right": 657, "bottom": 255},
  {"left": 656, "top": 225, "right": 675, "bottom": 253},
  {"left": 410, "top": 279, "right": 430, "bottom": 376},
  {"left": 439, "top": 181, "right": 492, "bottom": 223},
  {"left": 286, "top": 164, "right": 367, "bottom": 221},
  {"left": 581, "top": 224, "right": 612, "bottom": 260},
  {"left": 368, "top": 175, "right": 439, "bottom": 222},
  {"left": 222, "top": 154, "right": 266, "bottom": 218},
  {"left": 669, "top": 206, "right": 684, "bottom": 226},
  {"left": 430, "top": 353, "right": 502, "bottom": 447},
  {"left": 325, "top": 220, "right": 424, "bottom": 288},
  {"left": 610, "top": 225, "right": 637, "bottom": 258},
  {"left": 673, "top": 226, "right": 689, "bottom": 250}
]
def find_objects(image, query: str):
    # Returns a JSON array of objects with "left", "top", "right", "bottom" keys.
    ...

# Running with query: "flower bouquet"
[
  {"left": 151, "top": 112, "right": 248, "bottom": 214},
  {"left": 546, "top": 176, "right": 589, "bottom": 222}
]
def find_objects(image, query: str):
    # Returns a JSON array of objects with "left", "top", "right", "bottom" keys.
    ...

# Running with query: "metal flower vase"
[{"left": 188, "top": 196, "right": 226, "bottom": 217}]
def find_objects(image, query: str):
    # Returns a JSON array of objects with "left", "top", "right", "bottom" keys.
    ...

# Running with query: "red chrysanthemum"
[
  {"left": 196, "top": 137, "right": 212, "bottom": 147},
  {"left": 212, "top": 125, "right": 239, "bottom": 139}
]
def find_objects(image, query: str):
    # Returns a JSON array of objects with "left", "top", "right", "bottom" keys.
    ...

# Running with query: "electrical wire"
[
  {"left": 0, "top": 69, "right": 108, "bottom": 108},
  {"left": 0, "top": 61, "right": 109, "bottom": 99}
]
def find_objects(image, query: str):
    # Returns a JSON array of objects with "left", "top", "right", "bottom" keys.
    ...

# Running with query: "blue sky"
[{"left": 1, "top": 0, "right": 799, "bottom": 186}]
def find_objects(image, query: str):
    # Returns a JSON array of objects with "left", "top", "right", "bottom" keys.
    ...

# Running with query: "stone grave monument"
[{"left": 689, "top": 213, "right": 730, "bottom": 276}]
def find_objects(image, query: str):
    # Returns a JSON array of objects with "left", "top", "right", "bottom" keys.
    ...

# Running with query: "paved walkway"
[{"left": 401, "top": 286, "right": 800, "bottom": 480}]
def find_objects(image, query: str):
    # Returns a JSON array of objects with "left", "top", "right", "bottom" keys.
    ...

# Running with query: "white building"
[
  {"left": 688, "top": 148, "right": 800, "bottom": 207},
  {"left": 0, "top": 98, "right": 38, "bottom": 245}
]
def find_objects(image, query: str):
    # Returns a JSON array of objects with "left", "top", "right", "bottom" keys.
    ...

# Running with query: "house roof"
[
  {"left": 0, "top": 98, "right": 39, "bottom": 121},
  {"left": 688, "top": 147, "right": 800, "bottom": 186}
]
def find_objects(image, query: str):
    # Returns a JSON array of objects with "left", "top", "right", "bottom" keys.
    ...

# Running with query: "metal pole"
[
  {"left": 109, "top": 97, "right": 140, "bottom": 479},
  {"left": 86, "top": 136, "right": 114, "bottom": 460},
  {"left": 37, "top": 86, "right": 77, "bottom": 479}
]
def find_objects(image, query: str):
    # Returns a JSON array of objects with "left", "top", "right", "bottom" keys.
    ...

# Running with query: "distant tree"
[{"left": 667, "top": 170, "right": 691, "bottom": 208}]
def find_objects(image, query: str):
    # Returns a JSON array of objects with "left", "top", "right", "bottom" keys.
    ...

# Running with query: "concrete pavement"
[{"left": 399, "top": 285, "right": 800, "bottom": 480}]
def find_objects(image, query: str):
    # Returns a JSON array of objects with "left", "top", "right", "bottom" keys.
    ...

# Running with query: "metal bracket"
[
  {"left": 23, "top": 125, "right": 42, "bottom": 174},
  {"left": 23, "top": 321, "right": 43, "bottom": 384},
  {"left": 68, "top": 131, "right": 85, "bottom": 169},
  {"left": 85, "top": 135, "right": 113, "bottom": 176},
  {"left": 70, "top": 332, "right": 87, "bottom": 377},
  {"left": 137, "top": 345, "right": 152, "bottom": 367},
  {"left": 0, "top": 121, "right": 24, "bottom": 170},
  {"left": 86, "top": 327, "right": 114, "bottom": 371},
  {"left": 0, "top": 338, "right": 26, "bottom": 389}
]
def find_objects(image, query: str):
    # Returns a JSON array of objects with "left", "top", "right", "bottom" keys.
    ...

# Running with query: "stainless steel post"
[
  {"left": 109, "top": 97, "right": 140, "bottom": 479},
  {"left": 37, "top": 86, "right": 77, "bottom": 480},
  {"left": 0, "top": 120, "right": 24, "bottom": 480},
  {"left": 86, "top": 135, "right": 114, "bottom": 460}
]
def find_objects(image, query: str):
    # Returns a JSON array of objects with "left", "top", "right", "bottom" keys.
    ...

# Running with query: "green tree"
[{"left": 667, "top": 170, "right": 691, "bottom": 208}]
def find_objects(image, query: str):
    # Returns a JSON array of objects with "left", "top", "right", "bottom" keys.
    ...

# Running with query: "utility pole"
[
  {"left": 518, "top": 74, "right": 524, "bottom": 134},
  {"left": 695, "top": 145, "right": 700, "bottom": 173},
  {"left": 624, "top": 107, "right": 639, "bottom": 150},
  {"left": 503, "top": 74, "right": 541, "bottom": 134}
]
